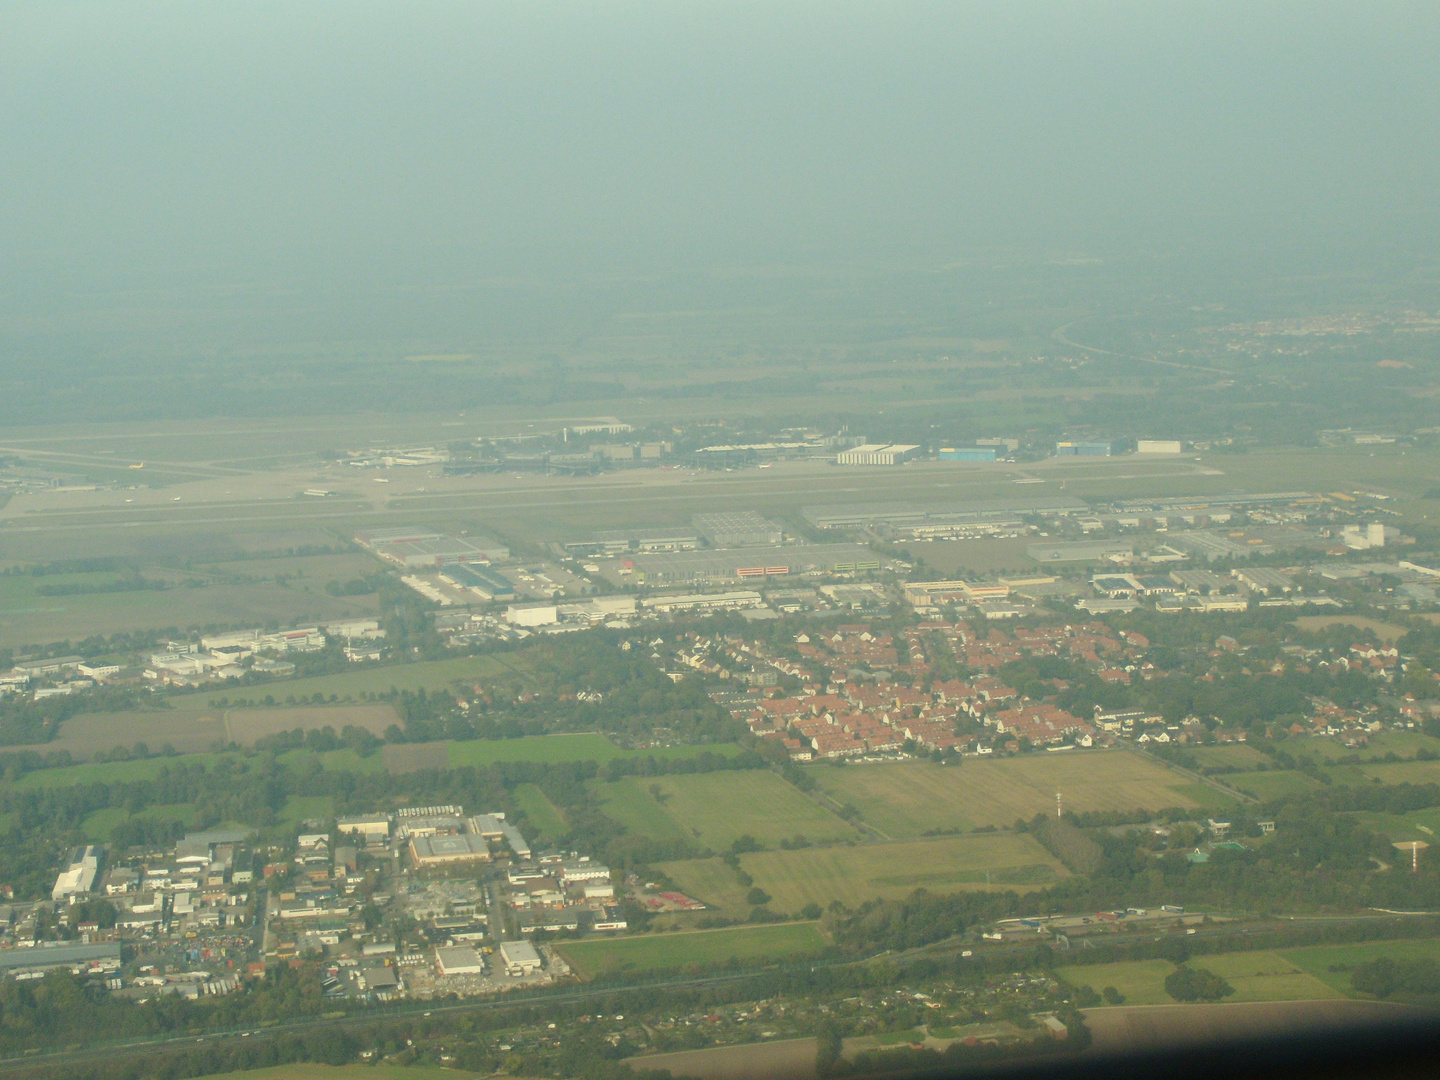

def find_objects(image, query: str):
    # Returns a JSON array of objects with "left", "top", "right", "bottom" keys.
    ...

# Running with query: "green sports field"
[
  {"left": 660, "top": 832, "right": 1065, "bottom": 916},
  {"left": 809, "top": 752, "right": 1202, "bottom": 836},
  {"left": 555, "top": 921, "right": 828, "bottom": 979}
]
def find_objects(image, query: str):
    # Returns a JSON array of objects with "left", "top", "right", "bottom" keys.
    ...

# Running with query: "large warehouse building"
[
  {"left": 436, "top": 946, "right": 485, "bottom": 976},
  {"left": 693, "top": 511, "right": 783, "bottom": 547},
  {"left": 803, "top": 496, "right": 1087, "bottom": 533},
  {"left": 359, "top": 530, "right": 510, "bottom": 567},
  {"left": 409, "top": 834, "right": 492, "bottom": 867},
  {"left": 607, "top": 543, "right": 881, "bottom": 586},
  {"left": 835, "top": 443, "right": 920, "bottom": 465}
]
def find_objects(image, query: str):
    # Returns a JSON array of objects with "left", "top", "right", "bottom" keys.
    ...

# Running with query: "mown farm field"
[{"left": 809, "top": 752, "right": 1202, "bottom": 836}]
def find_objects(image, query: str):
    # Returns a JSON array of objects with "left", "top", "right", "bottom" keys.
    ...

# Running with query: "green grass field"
[
  {"left": 1059, "top": 951, "right": 1338, "bottom": 1006},
  {"left": 1303, "top": 730, "right": 1440, "bottom": 763},
  {"left": 809, "top": 753, "right": 1201, "bottom": 836},
  {"left": 247, "top": 653, "right": 527, "bottom": 701},
  {"left": 279, "top": 795, "right": 336, "bottom": 828},
  {"left": 555, "top": 921, "right": 828, "bottom": 979},
  {"left": 640, "top": 770, "right": 858, "bottom": 849},
  {"left": 1228, "top": 770, "right": 1322, "bottom": 800},
  {"left": 512, "top": 783, "right": 567, "bottom": 841},
  {"left": 447, "top": 734, "right": 739, "bottom": 768},
  {"left": 12, "top": 754, "right": 228, "bottom": 790},
  {"left": 1169, "top": 782, "right": 1244, "bottom": 812},
  {"left": 1357, "top": 760, "right": 1440, "bottom": 785},
  {"left": 589, "top": 778, "right": 693, "bottom": 841},
  {"left": 1200, "top": 951, "right": 1340, "bottom": 1002},
  {"left": 661, "top": 832, "right": 1065, "bottom": 915},
  {"left": 276, "top": 747, "right": 388, "bottom": 774},
  {"left": 1350, "top": 808, "right": 1440, "bottom": 844},
  {"left": 1055, "top": 959, "right": 1176, "bottom": 1006},
  {"left": 1279, "top": 938, "right": 1440, "bottom": 995},
  {"left": 1186, "top": 745, "right": 1270, "bottom": 771},
  {"left": 81, "top": 802, "right": 195, "bottom": 842}
]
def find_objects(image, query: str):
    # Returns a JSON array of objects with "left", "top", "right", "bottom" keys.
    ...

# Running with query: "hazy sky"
[{"left": 2, "top": 1, "right": 1438, "bottom": 285}]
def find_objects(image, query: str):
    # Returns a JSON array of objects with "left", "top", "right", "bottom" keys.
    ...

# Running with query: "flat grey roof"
[
  {"left": 0, "top": 942, "right": 120, "bottom": 971},
  {"left": 804, "top": 496, "right": 1087, "bottom": 528}
]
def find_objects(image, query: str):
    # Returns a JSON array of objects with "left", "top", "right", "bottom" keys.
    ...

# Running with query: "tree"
[{"left": 1165, "top": 965, "right": 1234, "bottom": 1002}]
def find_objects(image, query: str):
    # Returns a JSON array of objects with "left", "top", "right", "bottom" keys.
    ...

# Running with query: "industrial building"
[
  {"left": 836, "top": 443, "right": 920, "bottom": 465},
  {"left": 1166, "top": 532, "right": 1274, "bottom": 562},
  {"left": 938, "top": 447, "right": 998, "bottom": 461},
  {"left": 1027, "top": 540, "right": 1135, "bottom": 563},
  {"left": 804, "top": 496, "right": 1086, "bottom": 533},
  {"left": 1055, "top": 440, "right": 1125, "bottom": 457},
  {"left": 612, "top": 543, "right": 880, "bottom": 586},
  {"left": 380, "top": 536, "right": 508, "bottom": 567},
  {"left": 641, "top": 591, "right": 765, "bottom": 613},
  {"left": 51, "top": 845, "right": 102, "bottom": 900},
  {"left": 499, "top": 939, "right": 543, "bottom": 976},
  {"left": 435, "top": 946, "right": 486, "bottom": 976},
  {"left": 409, "top": 834, "right": 492, "bottom": 867},
  {"left": 1110, "top": 492, "right": 1311, "bottom": 514},
  {"left": 903, "top": 580, "right": 1011, "bottom": 606},
  {"left": 440, "top": 563, "right": 515, "bottom": 600},
  {"left": 1136, "top": 440, "right": 1183, "bottom": 454},
  {"left": 693, "top": 511, "right": 783, "bottom": 547},
  {"left": 507, "top": 604, "right": 558, "bottom": 627},
  {"left": 0, "top": 942, "right": 120, "bottom": 977},
  {"left": 570, "top": 528, "right": 701, "bottom": 555},
  {"left": 337, "top": 813, "right": 392, "bottom": 841},
  {"left": 1232, "top": 567, "right": 1295, "bottom": 593}
]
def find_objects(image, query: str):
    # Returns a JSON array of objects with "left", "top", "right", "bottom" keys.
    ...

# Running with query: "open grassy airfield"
[
  {"left": 660, "top": 832, "right": 1066, "bottom": 916},
  {"left": 810, "top": 752, "right": 1203, "bottom": 836}
]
